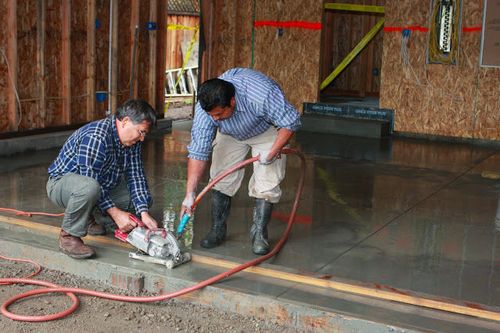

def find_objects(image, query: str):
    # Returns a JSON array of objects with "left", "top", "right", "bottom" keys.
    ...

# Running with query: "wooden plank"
[
  {"left": 148, "top": 0, "right": 158, "bottom": 106},
  {"left": 155, "top": 0, "right": 167, "bottom": 114},
  {"left": 86, "top": 0, "right": 96, "bottom": 121},
  {"left": 110, "top": 0, "right": 118, "bottom": 113},
  {"left": 324, "top": 3, "right": 385, "bottom": 14},
  {"left": 320, "top": 11, "right": 334, "bottom": 91},
  {"left": 130, "top": 0, "right": 140, "bottom": 99},
  {"left": 61, "top": 0, "right": 71, "bottom": 125},
  {"left": 0, "top": 213, "right": 499, "bottom": 322},
  {"left": 364, "top": 7, "right": 376, "bottom": 95},
  {"left": 36, "top": 0, "right": 46, "bottom": 127},
  {"left": 7, "top": 0, "right": 18, "bottom": 131}
]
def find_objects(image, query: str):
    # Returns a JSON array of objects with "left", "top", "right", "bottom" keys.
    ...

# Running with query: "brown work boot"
[
  {"left": 87, "top": 219, "right": 106, "bottom": 236},
  {"left": 59, "top": 230, "right": 96, "bottom": 259}
]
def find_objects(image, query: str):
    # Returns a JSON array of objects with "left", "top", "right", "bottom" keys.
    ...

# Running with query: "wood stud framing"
[
  {"left": 130, "top": 0, "right": 140, "bottom": 100},
  {"left": 61, "top": 0, "right": 71, "bottom": 124},
  {"left": 86, "top": 0, "right": 96, "bottom": 122},
  {"left": 6, "top": 0, "right": 18, "bottom": 131},
  {"left": 37, "top": 0, "right": 46, "bottom": 127},
  {"left": 148, "top": 0, "right": 158, "bottom": 107}
]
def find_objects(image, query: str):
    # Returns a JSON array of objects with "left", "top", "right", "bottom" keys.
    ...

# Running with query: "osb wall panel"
[
  {"left": 95, "top": 0, "right": 110, "bottom": 117},
  {"left": 380, "top": 1, "right": 500, "bottom": 141},
  {"left": 70, "top": 0, "right": 88, "bottom": 124},
  {"left": 0, "top": 5, "right": 8, "bottom": 131},
  {"left": 213, "top": 0, "right": 254, "bottom": 71},
  {"left": 17, "top": 0, "right": 39, "bottom": 130},
  {"left": 253, "top": 1, "right": 322, "bottom": 110},
  {"left": 207, "top": 0, "right": 319, "bottom": 110},
  {"left": 45, "top": 0, "right": 63, "bottom": 126}
]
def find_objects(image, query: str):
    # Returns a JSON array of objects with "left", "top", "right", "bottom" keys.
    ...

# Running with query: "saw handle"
[
  {"left": 129, "top": 213, "right": 145, "bottom": 227},
  {"left": 176, "top": 213, "right": 191, "bottom": 236}
]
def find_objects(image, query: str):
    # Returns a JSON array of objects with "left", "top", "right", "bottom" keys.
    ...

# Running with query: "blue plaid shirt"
[
  {"left": 48, "top": 116, "right": 152, "bottom": 213},
  {"left": 187, "top": 68, "right": 302, "bottom": 161}
]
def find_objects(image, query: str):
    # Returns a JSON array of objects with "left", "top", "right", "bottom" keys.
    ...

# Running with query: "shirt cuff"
[
  {"left": 135, "top": 204, "right": 149, "bottom": 214},
  {"left": 187, "top": 151, "right": 210, "bottom": 161}
]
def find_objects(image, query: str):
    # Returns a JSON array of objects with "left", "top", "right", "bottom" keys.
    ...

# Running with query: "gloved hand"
[
  {"left": 180, "top": 192, "right": 196, "bottom": 218},
  {"left": 258, "top": 150, "right": 277, "bottom": 165}
]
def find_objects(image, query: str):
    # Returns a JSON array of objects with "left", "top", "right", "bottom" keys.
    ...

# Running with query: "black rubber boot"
[
  {"left": 250, "top": 199, "right": 273, "bottom": 255},
  {"left": 200, "top": 190, "right": 231, "bottom": 248}
]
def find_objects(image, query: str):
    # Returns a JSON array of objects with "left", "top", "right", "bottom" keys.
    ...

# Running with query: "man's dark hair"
[
  {"left": 197, "top": 78, "right": 235, "bottom": 112},
  {"left": 115, "top": 99, "right": 157, "bottom": 127}
]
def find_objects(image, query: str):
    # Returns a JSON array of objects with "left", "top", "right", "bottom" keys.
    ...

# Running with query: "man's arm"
[
  {"left": 180, "top": 158, "right": 208, "bottom": 218},
  {"left": 261, "top": 128, "right": 294, "bottom": 162},
  {"left": 124, "top": 144, "right": 157, "bottom": 230}
]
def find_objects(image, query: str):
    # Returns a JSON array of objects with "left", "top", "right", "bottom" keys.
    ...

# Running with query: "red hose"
[
  {"left": 0, "top": 148, "right": 305, "bottom": 322},
  {"left": 0, "top": 208, "right": 64, "bottom": 218}
]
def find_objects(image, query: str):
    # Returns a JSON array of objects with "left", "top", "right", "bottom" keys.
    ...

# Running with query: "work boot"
[
  {"left": 250, "top": 199, "right": 273, "bottom": 255},
  {"left": 200, "top": 190, "right": 231, "bottom": 248},
  {"left": 87, "top": 219, "right": 106, "bottom": 236},
  {"left": 59, "top": 230, "right": 96, "bottom": 259}
]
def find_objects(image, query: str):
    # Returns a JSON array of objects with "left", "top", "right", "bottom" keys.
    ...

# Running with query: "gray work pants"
[{"left": 46, "top": 173, "right": 131, "bottom": 237}]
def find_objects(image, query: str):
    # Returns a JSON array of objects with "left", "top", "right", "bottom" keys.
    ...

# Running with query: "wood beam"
[
  {"left": 37, "top": 0, "right": 46, "bottom": 127},
  {"left": 130, "top": 0, "right": 140, "bottom": 100},
  {"left": 61, "top": 0, "right": 71, "bottom": 125},
  {"left": 86, "top": 0, "right": 96, "bottom": 121},
  {"left": 155, "top": 0, "right": 167, "bottom": 114},
  {"left": 7, "top": 0, "right": 18, "bottom": 131},
  {"left": 148, "top": 0, "right": 158, "bottom": 107},
  {"left": 110, "top": 0, "right": 118, "bottom": 113}
]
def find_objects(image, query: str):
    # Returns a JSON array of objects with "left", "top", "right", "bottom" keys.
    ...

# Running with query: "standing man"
[
  {"left": 47, "top": 99, "right": 158, "bottom": 259},
  {"left": 180, "top": 68, "right": 301, "bottom": 255}
]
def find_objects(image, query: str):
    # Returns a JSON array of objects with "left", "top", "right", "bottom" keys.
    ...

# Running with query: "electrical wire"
[{"left": 0, "top": 148, "right": 305, "bottom": 322}]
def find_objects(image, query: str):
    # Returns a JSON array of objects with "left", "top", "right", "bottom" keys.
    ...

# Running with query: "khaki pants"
[{"left": 210, "top": 126, "right": 286, "bottom": 203}]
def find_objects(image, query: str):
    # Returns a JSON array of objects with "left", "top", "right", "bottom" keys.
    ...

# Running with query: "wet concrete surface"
[{"left": 1, "top": 119, "right": 499, "bottom": 331}]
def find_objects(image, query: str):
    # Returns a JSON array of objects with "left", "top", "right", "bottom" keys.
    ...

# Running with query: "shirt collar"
[{"left": 110, "top": 115, "right": 125, "bottom": 149}]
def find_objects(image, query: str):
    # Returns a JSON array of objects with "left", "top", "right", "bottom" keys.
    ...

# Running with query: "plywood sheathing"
[
  {"left": 380, "top": 1, "right": 500, "bottom": 141},
  {"left": 253, "top": 1, "right": 322, "bottom": 110},
  {"left": 206, "top": 0, "right": 322, "bottom": 111}
]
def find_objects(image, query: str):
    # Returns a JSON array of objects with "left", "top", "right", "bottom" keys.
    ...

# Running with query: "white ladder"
[{"left": 165, "top": 66, "right": 198, "bottom": 97}]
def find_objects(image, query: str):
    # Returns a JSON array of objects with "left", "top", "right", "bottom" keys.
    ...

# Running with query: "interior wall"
[
  {"left": 0, "top": 0, "right": 167, "bottom": 135},
  {"left": 380, "top": 0, "right": 500, "bottom": 141},
  {"left": 202, "top": 0, "right": 323, "bottom": 111}
]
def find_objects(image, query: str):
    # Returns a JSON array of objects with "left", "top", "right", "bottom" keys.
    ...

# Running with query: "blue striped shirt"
[
  {"left": 48, "top": 116, "right": 152, "bottom": 213},
  {"left": 187, "top": 68, "right": 302, "bottom": 160}
]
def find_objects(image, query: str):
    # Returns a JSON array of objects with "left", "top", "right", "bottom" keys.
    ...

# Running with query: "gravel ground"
[{"left": 0, "top": 259, "right": 301, "bottom": 333}]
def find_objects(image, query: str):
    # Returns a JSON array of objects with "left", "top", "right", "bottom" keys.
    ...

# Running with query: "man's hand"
[
  {"left": 140, "top": 211, "right": 158, "bottom": 230},
  {"left": 180, "top": 192, "right": 196, "bottom": 220},
  {"left": 107, "top": 207, "right": 137, "bottom": 233},
  {"left": 258, "top": 149, "right": 279, "bottom": 165}
]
